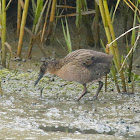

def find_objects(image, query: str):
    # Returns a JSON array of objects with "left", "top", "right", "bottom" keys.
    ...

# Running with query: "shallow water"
[{"left": 0, "top": 68, "right": 140, "bottom": 140}]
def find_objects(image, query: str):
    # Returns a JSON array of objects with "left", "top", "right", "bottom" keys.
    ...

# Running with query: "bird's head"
[{"left": 34, "top": 61, "right": 48, "bottom": 86}]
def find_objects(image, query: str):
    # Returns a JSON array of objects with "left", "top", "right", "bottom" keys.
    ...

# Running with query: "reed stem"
[
  {"left": 98, "top": 0, "right": 127, "bottom": 92},
  {"left": 17, "top": 0, "right": 22, "bottom": 37},
  {"left": 17, "top": 0, "right": 29, "bottom": 57},
  {"left": 1, "top": 0, "right": 6, "bottom": 67}
]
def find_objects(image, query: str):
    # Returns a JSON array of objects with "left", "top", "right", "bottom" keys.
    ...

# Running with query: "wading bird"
[{"left": 35, "top": 49, "right": 113, "bottom": 101}]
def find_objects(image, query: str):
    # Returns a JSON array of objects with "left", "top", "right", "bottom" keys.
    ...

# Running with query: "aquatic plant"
[{"left": 61, "top": 17, "right": 72, "bottom": 53}]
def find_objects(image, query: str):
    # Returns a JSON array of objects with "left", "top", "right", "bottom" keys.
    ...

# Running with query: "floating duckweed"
[
  {"left": 0, "top": 69, "right": 10, "bottom": 77},
  {"left": 17, "top": 73, "right": 29, "bottom": 78},
  {"left": 76, "top": 85, "right": 83, "bottom": 88},
  {"left": 61, "top": 91, "right": 67, "bottom": 94},
  {"left": 91, "top": 86, "right": 96, "bottom": 89},
  {"left": 40, "top": 77, "right": 50, "bottom": 83},
  {"left": 67, "top": 87, "right": 74, "bottom": 90},
  {"left": 107, "top": 81, "right": 112, "bottom": 84},
  {"left": 45, "top": 86, "right": 52, "bottom": 90},
  {"left": 76, "top": 88, "right": 82, "bottom": 91}
]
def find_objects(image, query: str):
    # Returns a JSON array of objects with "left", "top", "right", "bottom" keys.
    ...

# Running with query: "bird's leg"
[
  {"left": 77, "top": 84, "right": 88, "bottom": 101},
  {"left": 93, "top": 81, "right": 103, "bottom": 99}
]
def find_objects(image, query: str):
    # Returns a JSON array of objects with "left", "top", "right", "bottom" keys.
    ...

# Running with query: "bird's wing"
[
  {"left": 62, "top": 49, "right": 95, "bottom": 67},
  {"left": 74, "top": 52, "right": 94, "bottom": 67}
]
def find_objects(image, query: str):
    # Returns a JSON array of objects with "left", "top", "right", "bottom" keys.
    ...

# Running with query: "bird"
[{"left": 34, "top": 49, "right": 113, "bottom": 101}]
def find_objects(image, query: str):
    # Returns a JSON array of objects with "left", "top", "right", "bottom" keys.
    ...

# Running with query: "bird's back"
[{"left": 55, "top": 49, "right": 113, "bottom": 84}]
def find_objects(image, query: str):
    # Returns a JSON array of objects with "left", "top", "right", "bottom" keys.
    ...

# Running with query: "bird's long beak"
[{"left": 34, "top": 73, "right": 44, "bottom": 86}]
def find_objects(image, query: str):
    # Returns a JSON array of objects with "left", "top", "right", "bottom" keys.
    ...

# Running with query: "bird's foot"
[
  {"left": 93, "top": 95, "right": 98, "bottom": 100},
  {"left": 77, "top": 97, "right": 82, "bottom": 102},
  {"left": 77, "top": 91, "right": 90, "bottom": 101},
  {"left": 40, "top": 87, "right": 44, "bottom": 98}
]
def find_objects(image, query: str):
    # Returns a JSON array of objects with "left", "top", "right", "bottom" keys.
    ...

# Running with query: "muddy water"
[{"left": 0, "top": 67, "right": 140, "bottom": 140}]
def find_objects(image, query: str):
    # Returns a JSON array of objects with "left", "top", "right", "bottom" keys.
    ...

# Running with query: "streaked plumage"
[{"left": 35, "top": 49, "right": 113, "bottom": 100}]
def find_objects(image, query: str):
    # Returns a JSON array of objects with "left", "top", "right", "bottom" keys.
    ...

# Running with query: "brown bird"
[{"left": 35, "top": 49, "right": 113, "bottom": 101}]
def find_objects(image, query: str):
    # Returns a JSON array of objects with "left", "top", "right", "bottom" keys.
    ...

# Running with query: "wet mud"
[{"left": 0, "top": 67, "right": 140, "bottom": 140}]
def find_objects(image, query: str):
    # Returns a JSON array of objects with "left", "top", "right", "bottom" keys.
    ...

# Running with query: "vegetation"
[
  {"left": 0, "top": 0, "right": 140, "bottom": 94},
  {"left": 1, "top": 0, "right": 6, "bottom": 67}
]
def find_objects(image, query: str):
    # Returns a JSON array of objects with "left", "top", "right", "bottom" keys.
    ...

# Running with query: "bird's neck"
[{"left": 47, "top": 59, "right": 63, "bottom": 74}]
